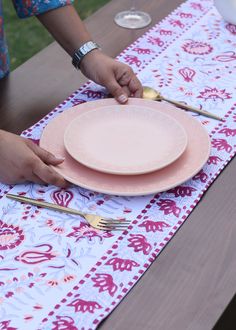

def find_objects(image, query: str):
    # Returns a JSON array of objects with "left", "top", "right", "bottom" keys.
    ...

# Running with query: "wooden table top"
[{"left": 0, "top": 0, "right": 235, "bottom": 329}]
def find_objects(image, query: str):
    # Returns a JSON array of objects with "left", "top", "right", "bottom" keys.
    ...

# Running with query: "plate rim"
[
  {"left": 63, "top": 104, "right": 188, "bottom": 175},
  {"left": 40, "top": 98, "right": 211, "bottom": 196}
]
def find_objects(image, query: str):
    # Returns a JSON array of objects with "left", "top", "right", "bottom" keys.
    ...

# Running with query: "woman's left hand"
[{"left": 80, "top": 50, "right": 143, "bottom": 103}]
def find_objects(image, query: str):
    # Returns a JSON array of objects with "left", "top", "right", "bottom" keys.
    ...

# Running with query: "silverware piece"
[
  {"left": 6, "top": 193, "right": 131, "bottom": 231},
  {"left": 143, "top": 86, "right": 223, "bottom": 121}
]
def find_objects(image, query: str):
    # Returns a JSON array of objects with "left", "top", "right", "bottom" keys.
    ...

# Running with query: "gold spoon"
[{"left": 143, "top": 86, "right": 223, "bottom": 121}]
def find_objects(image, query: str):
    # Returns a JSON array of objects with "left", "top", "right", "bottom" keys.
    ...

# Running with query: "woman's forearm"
[
  {"left": 37, "top": 3, "right": 143, "bottom": 102},
  {"left": 37, "top": 5, "right": 92, "bottom": 56}
]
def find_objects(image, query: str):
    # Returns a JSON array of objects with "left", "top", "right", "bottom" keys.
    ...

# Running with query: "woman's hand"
[
  {"left": 80, "top": 50, "right": 143, "bottom": 103},
  {"left": 37, "top": 5, "right": 143, "bottom": 103},
  {"left": 0, "top": 130, "right": 67, "bottom": 187}
]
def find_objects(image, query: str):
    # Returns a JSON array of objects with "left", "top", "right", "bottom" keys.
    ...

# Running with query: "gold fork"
[
  {"left": 143, "top": 86, "right": 223, "bottom": 121},
  {"left": 6, "top": 193, "right": 131, "bottom": 231}
]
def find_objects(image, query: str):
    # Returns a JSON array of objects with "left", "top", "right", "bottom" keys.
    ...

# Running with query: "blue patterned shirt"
[{"left": 0, "top": 0, "right": 73, "bottom": 79}]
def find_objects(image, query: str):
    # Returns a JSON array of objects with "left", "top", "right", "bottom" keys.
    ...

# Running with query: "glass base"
[{"left": 114, "top": 10, "right": 152, "bottom": 29}]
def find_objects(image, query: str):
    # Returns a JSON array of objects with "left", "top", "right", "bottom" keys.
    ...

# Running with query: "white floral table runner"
[{"left": 1, "top": 0, "right": 236, "bottom": 329}]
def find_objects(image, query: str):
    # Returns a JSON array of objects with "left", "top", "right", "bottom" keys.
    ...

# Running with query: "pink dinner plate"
[
  {"left": 40, "top": 98, "right": 211, "bottom": 196},
  {"left": 64, "top": 104, "right": 188, "bottom": 175}
]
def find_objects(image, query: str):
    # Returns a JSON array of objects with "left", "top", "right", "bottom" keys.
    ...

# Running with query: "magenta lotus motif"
[
  {"left": 147, "top": 36, "right": 164, "bottom": 46},
  {"left": 157, "top": 199, "right": 181, "bottom": 217},
  {"left": 207, "top": 156, "right": 223, "bottom": 165},
  {"left": 219, "top": 128, "right": 236, "bottom": 137},
  {"left": 15, "top": 244, "right": 56, "bottom": 264},
  {"left": 51, "top": 189, "right": 73, "bottom": 207},
  {"left": 168, "top": 186, "right": 197, "bottom": 197},
  {"left": 193, "top": 169, "right": 208, "bottom": 183},
  {"left": 159, "top": 29, "right": 173, "bottom": 35},
  {"left": 67, "top": 295, "right": 102, "bottom": 313},
  {"left": 0, "top": 320, "right": 16, "bottom": 330},
  {"left": 123, "top": 55, "right": 142, "bottom": 67},
  {"left": 211, "top": 139, "right": 232, "bottom": 153},
  {"left": 169, "top": 19, "right": 184, "bottom": 29},
  {"left": 92, "top": 273, "right": 118, "bottom": 297},
  {"left": 71, "top": 99, "right": 86, "bottom": 106},
  {"left": 179, "top": 12, "right": 193, "bottom": 19},
  {"left": 0, "top": 220, "right": 24, "bottom": 250},
  {"left": 197, "top": 87, "right": 231, "bottom": 101},
  {"left": 52, "top": 316, "right": 78, "bottom": 330},
  {"left": 179, "top": 67, "right": 196, "bottom": 82},
  {"left": 133, "top": 47, "right": 152, "bottom": 55},
  {"left": 81, "top": 89, "right": 105, "bottom": 99},
  {"left": 67, "top": 223, "right": 113, "bottom": 243},
  {"left": 139, "top": 220, "right": 170, "bottom": 233},
  {"left": 105, "top": 257, "right": 139, "bottom": 272},
  {"left": 127, "top": 234, "right": 152, "bottom": 255},
  {"left": 182, "top": 40, "right": 213, "bottom": 55},
  {"left": 226, "top": 23, "right": 236, "bottom": 35},
  {"left": 190, "top": 2, "right": 203, "bottom": 11}
]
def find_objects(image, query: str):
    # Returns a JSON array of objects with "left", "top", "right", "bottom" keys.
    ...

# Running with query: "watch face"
[
  {"left": 72, "top": 42, "right": 99, "bottom": 69},
  {"left": 81, "top": 45, "right": 87, "bottom": 55},
  {"left": 83, "top": 42, "right": 98, "bottom": 54}
]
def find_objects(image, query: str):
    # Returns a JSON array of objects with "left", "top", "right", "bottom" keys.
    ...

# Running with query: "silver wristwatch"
[{"left": 72, "top": 41, "right": 100, "bottom": 70}]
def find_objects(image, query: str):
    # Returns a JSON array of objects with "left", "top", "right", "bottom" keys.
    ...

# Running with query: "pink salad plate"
[
  {"left": 64, "top": 104, "right": 188, "bottom": 175},
  {"left": 40, "top": 98, "right": 211, "bottom": 196}
]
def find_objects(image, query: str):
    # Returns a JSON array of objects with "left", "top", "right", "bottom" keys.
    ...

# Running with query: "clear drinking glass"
[{"left": 114, "top": 0, "right": 152, "bottom": 29}]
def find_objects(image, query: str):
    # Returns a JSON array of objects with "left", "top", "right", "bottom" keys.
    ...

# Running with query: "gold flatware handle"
[
  {"left": 142, "top": 86, "right": 223, "bottom": 121},
  {"left": 6, "top": 193, "right": 84, "bottom": 216},
  {"left": 163, "top": 97, "right": 223, "bottom": 121},
  {"left": 6, "top": 193, "right": 130, "bottom": 231}
]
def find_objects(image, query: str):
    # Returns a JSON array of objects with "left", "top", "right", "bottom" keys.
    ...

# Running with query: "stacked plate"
[{"left": 40, "top": 98, "right": 211, "bottom": 196}]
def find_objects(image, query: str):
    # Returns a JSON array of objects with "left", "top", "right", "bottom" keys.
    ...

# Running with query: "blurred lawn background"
[{"left": 2, "top": 0, "right": 110, "bottom": 70}]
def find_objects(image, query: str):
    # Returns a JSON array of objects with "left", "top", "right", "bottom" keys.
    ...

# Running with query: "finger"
[
  {"left": 27, "top": 141, "right": 65, "bottom": 165},
  {"left": 128, "top": 76, "right": 143, "bottom": 98},
  {"left": 118, "top": 69, "right": 133, "bottom": 86},
  {"left": 32, "top": 162, "right": 68, "bottom": 188},
  {"left": 118, "top": 70, "right": 143, "bottom": 98},
  {"left": 107, "top": 80, "right": 128, "bottom": 104},
  {"left": 107, "top": 86, "right": 130, "bottom": 99},
  {"left": 120, "top": 86, "right": 130, "bottom": 97}
]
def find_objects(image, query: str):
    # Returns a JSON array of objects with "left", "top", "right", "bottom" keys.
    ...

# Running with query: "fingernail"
[
  {"left": 54, "top": 155, "right": 65, "bottom": 161},
  {"left": 117, "top": 94, "right": 128, "bottom": 103}
]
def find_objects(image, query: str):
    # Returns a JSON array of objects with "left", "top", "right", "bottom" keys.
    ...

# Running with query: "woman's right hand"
[{"left": 0, "top": 130, "right": 67, "bottom": 187}]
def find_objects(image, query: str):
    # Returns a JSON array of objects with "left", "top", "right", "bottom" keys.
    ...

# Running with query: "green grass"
[{"left": 2, "top": 0, "right": 110, "bottom": 70}]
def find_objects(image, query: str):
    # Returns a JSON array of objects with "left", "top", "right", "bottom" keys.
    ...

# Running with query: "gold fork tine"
[
  {"left": 99, "top": 227, "right": 127, "bottom": 231},
  {"left": 99, "top": 220, "right": 131, "bottom": 231},
  {"left": 97, "top": 224, "right": 129, "bottom": 231},
  {"left": 6, "top": 193, "right": 130, "bottom": 231},
  {"left": 98, "top": 219, "right": 131, "bottom": 230},
  {"left": 99, "top": 220, "right": 131, "bottom": 224},
  {"left": 100, "top": 225, "right": 130, "bottom": 229}
]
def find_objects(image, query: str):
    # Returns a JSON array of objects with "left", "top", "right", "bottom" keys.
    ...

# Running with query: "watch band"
[{"left": 72, "top": 41, "right": 100, "bottom": 70}]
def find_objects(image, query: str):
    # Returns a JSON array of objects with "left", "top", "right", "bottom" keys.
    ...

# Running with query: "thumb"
[
  {"left": 27, "top": 141, "right": 65, "bottom": 165},
  {"left": 106, "top": 79, "right": 128, "bottom": 104}
]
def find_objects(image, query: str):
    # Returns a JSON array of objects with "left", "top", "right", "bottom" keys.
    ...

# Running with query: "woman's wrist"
[{"left": 72, "top": 41, "right": 100, "bottom": 70}]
